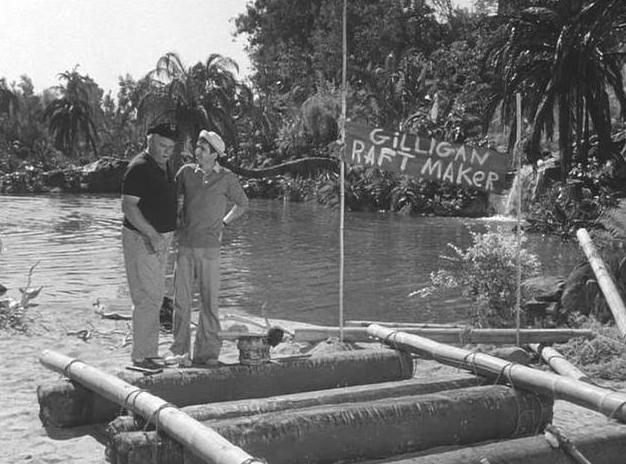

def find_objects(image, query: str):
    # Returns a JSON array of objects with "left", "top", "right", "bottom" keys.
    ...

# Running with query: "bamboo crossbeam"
[
  {"left": 39, "top": 350, "right": 260, "bottom": 464},
  {"left": 576, "top": 228, "right": 626, "bottom": 337},
  {"left": 529, "top": 344, "right": 589, "bottom": 382},
  {"left": 367, "top": 324, "right": 626, "bottom": 423},
  {"left": 294, "top": 326, "right": 593, "bottom": 344}
]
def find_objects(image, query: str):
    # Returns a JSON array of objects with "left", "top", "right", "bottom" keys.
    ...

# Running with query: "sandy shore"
[{"left": 3, "top": 305, "right": 626, "bottom": 464}]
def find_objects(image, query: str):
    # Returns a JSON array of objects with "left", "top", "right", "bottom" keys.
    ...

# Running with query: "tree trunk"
[{"left": 218, "top": 157, "right": 339, "bottom": 178}]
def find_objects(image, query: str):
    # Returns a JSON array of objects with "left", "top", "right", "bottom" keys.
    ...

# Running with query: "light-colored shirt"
[{"left": 176, "top": 164, "right": 248, "bottom": 248}]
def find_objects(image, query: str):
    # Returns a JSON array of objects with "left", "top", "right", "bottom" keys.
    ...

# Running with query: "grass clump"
[{"left": 556, "top": 318, "right": 626, "bottom": 380}]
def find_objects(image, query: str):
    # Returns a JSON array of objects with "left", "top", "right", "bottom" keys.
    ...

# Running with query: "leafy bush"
[
  {"left": 422, "top": 226, "right": 541, "bottom": 327},
  {"left": 526, "top": 158, "right": 619, "bottom": 237}
]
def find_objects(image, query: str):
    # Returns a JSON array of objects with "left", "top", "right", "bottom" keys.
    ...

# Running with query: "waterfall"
[{"left": 488, "top": 164, "right": 536, "bottom": 217}]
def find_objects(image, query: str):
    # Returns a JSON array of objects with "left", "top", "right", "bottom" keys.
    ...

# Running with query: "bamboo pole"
[
  {"left": 529, "top": 343, "right": 589, "bottom": 382},
  {"left": 39, "top": 350, "right": 261, "bottom": 464},
  {"left": 515, "top": 92, "right": 523, "bottom": 346},
  {"left": 346, "top": 320, "right": 461, "bottom": 328},
  {"left": 576, "top": 228, "right": 626, "bottom": 337},
  {"left": 338, "top": 0, "right": 347, "bottom": 344},
  {"left": 367, "top": 324, "right": 626, "bottom": 423},
  {"left": 293, "top": 326, "right": 593, "bottom": 344}
]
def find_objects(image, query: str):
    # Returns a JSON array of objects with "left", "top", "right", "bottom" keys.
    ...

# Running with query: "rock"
[
  {"left": 522, "top": 275, "right": 565, "bottom": 302},
  {"left": 80, "top": 157, "right": 128, "bottom": 193},
  {"left": 561, "top": 262, "right": 596, "bottom": 316}
]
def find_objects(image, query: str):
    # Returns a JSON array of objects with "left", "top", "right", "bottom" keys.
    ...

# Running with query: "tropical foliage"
[
  {"left": 43, "top": 69, "right": 100, "bottom": 157},
  {"left": 1, "top": 0, "right": 625, "bottom": 225},
  {"left": 420, "top": 226, "right": 542, "bottom": 327},
  {"left": 485, "top": 0, "right": 626, "bottom": 178}
]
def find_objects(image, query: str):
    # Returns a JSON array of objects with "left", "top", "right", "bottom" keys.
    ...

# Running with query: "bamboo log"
[
  {"left": 293, "top": 326, "right": 593, "bottom": 344},
  {"left": 387, "top": 426, "right": 626, "bottom": 464},
  {"left": 38, "top": 348, "right": 412, "bottom": 427},
  {"left": 108, "top": 385, "right": 553, "bottom": 464},
  {"left": 529, "top": 343, "right": 589, "bottom": 382},
  {"left": 346, "top": 320, "right": 461, "bottom": 328},
  {"left": 367, "top": 324, "right": 626, "bottom": 423},
  {"left": 38, "top": 350, "right": 260, "bottom": 464},
  {"left": 577, "top": 228, "right": 626, "bottom": 337},
  {"left": 107, "top": 376, "right": 485, "bottom": 436}
]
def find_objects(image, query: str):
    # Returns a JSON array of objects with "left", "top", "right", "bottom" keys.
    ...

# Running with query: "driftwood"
[
  {"left": 38, "top": 348, "right": 412, "bottom": 427},
  {"left": 529, "top": 343, "right": 589, "bottom": 382},
  {"left": 367, "top": 324, "right": 626, "bottom": 423},
  {"left": 107, "top": 385, "right": 552, "bottom": 464},
  {"left": 394, "top": 425, "right": 626, "bottom": 464},
  {"left": 576, "top": 228, "right": 626, "bottom": 337},
  {"left": 106, "top": 375, "right": 485, "bottom": 436},
  {"left": 293, "top": 326, "right": 593, "bottom": 344},
  {"left": 39, "top": 350, "right": 261, "bottom": 464}
]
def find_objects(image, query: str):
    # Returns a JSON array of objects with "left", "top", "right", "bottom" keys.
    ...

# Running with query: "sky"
[
  {"left": 0, "top": 0, "right": 253, "bottom": 95},
  {"left": 1, "top": 0, "right": 474, "bottom": 96}
]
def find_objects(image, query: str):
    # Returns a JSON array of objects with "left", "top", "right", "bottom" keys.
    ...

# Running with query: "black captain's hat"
[{"left": 147, "top": 122, "right": 179, "bottom": 140}]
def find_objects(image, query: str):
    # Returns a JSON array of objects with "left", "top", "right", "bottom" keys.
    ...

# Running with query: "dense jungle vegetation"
[{"left": 1, "top": 0, "right": 626, "bottom": 231}]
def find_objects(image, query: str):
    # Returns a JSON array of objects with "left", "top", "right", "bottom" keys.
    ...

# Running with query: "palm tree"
[
  {"left": 0, "top": 83, "right": 19, "bottom": 117},
  {"left": 43, "top": 69, "right": 98, "bottom": 157},
  {"left": 137, "top": 52, "right": 253, "bottom": 172},
  {"left": 486, "top": 0, "right": 626, "bottom": 179}
]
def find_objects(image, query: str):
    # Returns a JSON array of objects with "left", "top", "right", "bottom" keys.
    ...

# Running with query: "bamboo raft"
[{"left": 36, "top": 321, "right": 626, "bottom": 464}]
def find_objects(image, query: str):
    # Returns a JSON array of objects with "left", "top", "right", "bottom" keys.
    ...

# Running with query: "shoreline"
[{"left": 3, "top": 313, "right": 626, "bottom": 463}]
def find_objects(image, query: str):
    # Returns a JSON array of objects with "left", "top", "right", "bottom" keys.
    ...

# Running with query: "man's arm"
[
  {"left": 122, "top": 194, "right": 162, "bottom": 252},
  {"left": 223, "top": 203, "right": 246, "bottom": 225},
  {"left": 223, "top": 176, "right": 249, "bottom": 225}
]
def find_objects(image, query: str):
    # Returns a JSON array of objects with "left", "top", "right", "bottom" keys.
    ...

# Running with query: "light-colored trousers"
[
  {"left": 122, "top": 226, "right": 172, "bottom": 362},
  {"left": 170, "top": 246, "right": 222, "bottom": 363}
]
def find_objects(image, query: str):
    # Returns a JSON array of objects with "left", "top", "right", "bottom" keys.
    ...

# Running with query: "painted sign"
[{"left": 345, "top": 123, "right": 507, "bottom": 193}]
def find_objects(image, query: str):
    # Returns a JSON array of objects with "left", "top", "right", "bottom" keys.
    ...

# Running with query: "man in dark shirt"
[{"left": 121, "top": 122, "right": 178, "bottom": 368}]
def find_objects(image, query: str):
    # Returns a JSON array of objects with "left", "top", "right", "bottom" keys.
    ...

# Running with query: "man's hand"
[{"left": 146, "top": 232, "right": 165, "bottom": 254}]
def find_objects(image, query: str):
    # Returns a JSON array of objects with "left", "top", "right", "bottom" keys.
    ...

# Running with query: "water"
[{"left": 0, "top": 194, "right": 582, "bottom": 326}]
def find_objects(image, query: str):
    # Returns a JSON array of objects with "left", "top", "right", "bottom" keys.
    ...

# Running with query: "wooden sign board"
[{"left": 345, "top": 123, "right": 508, "bottom": 193}]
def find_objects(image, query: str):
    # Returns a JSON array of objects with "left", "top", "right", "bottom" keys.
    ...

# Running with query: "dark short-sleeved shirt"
[
  {"left": 121, "top": 152, "right": 177, "bottom": 233},
  {"left": 177, "top": 164, "right": 249, "bottom": 248}
]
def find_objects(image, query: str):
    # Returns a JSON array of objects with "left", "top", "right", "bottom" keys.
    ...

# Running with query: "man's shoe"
[
  {"left": 163, "top": 352, "right": 191, "bottom": 367},
  {"left": 133, "top": 358, "right": 165, "bottom": 369}
]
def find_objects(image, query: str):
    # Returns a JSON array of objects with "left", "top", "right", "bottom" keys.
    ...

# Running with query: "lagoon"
[{"left": 0, "top": 195, "right": 582, "bottom": 326}]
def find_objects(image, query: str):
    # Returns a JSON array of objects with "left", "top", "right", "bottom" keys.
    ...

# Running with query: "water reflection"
[{"left": 0, "top": 194, "right": 581, "bottom": 326}]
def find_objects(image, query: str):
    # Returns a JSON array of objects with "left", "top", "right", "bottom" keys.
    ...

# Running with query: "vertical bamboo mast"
[
  {"left": 515, "top": 93, "right": 522, "bottom": 346},
  {"left": 338, "top": 0, "right": 348, "bottom": 343}
]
